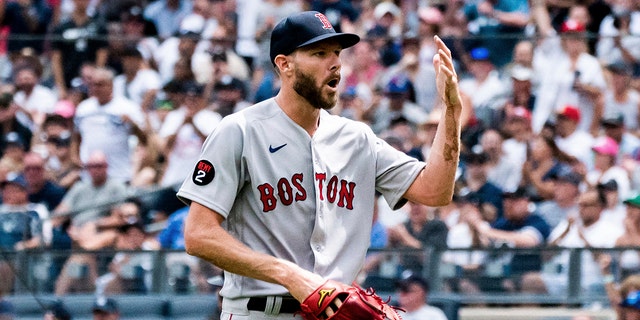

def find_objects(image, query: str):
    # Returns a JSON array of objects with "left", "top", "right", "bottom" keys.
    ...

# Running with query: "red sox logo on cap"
[{"left": 315, "top": 13, "right": 333, "bottom": 30}]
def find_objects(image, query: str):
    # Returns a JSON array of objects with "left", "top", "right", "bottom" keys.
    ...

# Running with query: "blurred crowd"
[{"left": 0, "top": 0, "right": 640, "bottom": 309}]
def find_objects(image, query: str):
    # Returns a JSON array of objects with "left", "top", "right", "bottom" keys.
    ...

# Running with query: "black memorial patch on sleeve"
[{"left": 193, "top": 160, "right": 215, "bottom": 185}]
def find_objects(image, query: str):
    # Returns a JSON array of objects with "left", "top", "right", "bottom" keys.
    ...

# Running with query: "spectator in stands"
[
  {"left": 599, "top": 180, "right": 626, "bottom": 229},
  {"left": 202, "top": 25, "right": 251, "bottom": 84},
  {"left": 97, "top": 221, "right": 151, "bottom": 294},
  {"left": 0, "top": 90, "right": 33, "bottom": 159},
  {"left": 43, "top": 300, "right": 71, "bottom": 320},
  {"left": 442, "top": 191, "right": 486, "bottom": 294},
  {"left": 252, "top": 0, "right": 302, "bottom": 78},
  {"left": 463, "top": 0, "right": 530, "bottom": 68},
  {"left": 0, "top": 174, "right": 44, "bottom": 249},
  {"left": 587, "top": 136, "right": 631, "bottom": 201},
  {"left": 504, "top": 40, "right": 535, "bottom": 79},
  {"left": 120, "top": 6, "right": 160, "bottom": 63},
  {"left": 22, "top": 152, "right": 65, "bottom": 211},
  {"left": 158, "top": 81, "right": 221, "bottom": 187},
  {"left": 113, "top": 47, "right": 162, "bottom": 112},
  {"left": 601, "top": 113, "right": 640, "bottom": 161},
  {"left": 12, "top": 65, "right": 58, "bottom": 128},
  {"left": 143, "top": 0, "right": 192, "bottom": 40},
  {"left": 479, "top": 129, "right": 521, "bottom": 193},
  {"left": 0, "top": 0, "right": 52, "bottom": 55},
  {"left": 387, "top": 201, "right": 448, "bottom": 276},
  {"left": 596, "top": 2, "right": 640, "bottom": 69},
  {"left": 92, "top": 297, "right": 119, "bottom": 320},
  {"left": 500, "top": 103, "right": 533, "bottom": 174},
  {"left": 369, "top": 75, "right": 429, "bottom": 134},
  {"left": 522, "top": 189, "right": 622, "bottom": 296},
  {"left": 384, "top": 35, "right": 441, "bottom": 116},
  {"left": 521, "top": 134, "right": 579, "bottom": 202},
  {"left": 53, "top": 151, "right": 128, "bottom": 228},
  {"left": 208, "top": 64, "right": 250, "bottom": 117},
  {"left": 503, "top": 64, "right": 536, "bottom": 117},
  {"left": 536, "top": 168, "right": 583, "bottom": 228},
  {"left": 602, "top": 62, "right": 640, "bottom": 134},
  {"left": 458, "top": 149, "right": 504, "bottom": 222},
  {"left": 531, "top": 4, "right": 606, "bottom": 135},
  {"left": 343, "top": 38, "right": 384, "bottom": 92},
  {"left": 458, "top": 47, "right": 507, "bottom": 129},
  {"left": 468, "top": 187, "right": 551, "bottom": 292},
  {"left": 605, "top": 273, "right": 640, "bottom": 320},
  {"left": 554, "top": 105, "right": 594, "bottom": 169},
  {"left": 50, "top": 0, "right": 108, "bottom": 99},
  {"left": 45, "top": 134, "right": 81, "bottom": 191},
  {"left": 396, "top": 274, "right": 448, "bottom": 320},
  {"left": 0, "top": 132, "right": 27, "bottom": 177},
  {"left": 155, "top": 28, "right": 204, "bottom": 85},
  {"left": 56, "top": 199, "right": 144, "bottom": 295},
  {"left": 0, "top": 174, "right": 44, "bottom": 294},
  {"left": 609, "top": 195, "right": 640, "bottom": 279},
  {"left": 73, "top": 68, "right": 146, "bottom": 182}
]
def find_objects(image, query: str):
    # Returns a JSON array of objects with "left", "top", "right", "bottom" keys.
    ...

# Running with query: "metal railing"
[{"left": 0, "top": 246, "right": 634, "bottom": 306}]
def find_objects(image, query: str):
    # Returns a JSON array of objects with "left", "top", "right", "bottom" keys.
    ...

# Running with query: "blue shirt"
[
  {"left": 493, "top": 213, "right": 551, "bottom": 274},
  {"left": 158, "top": 207, "right": 188, "bottom": 249}
]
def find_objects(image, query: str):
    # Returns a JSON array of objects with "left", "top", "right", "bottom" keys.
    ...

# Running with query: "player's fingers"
[{"left": 323, "top": 297, "right": 343, "bottom": 318}]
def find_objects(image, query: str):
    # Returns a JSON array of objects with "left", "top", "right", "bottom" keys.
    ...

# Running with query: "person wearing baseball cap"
[
  {"left": 92, "top": 297, "right": 119, "bottom": 320},
  {"left": 269, "top": 11, "right": 360, "bottom": 67},
  {"left": 587, "top": 136, "right": 632, "bottom": 201},
  {"left": 178, "top": 9, "right": 464, "bottom": 319},
  {"left": 554, "top": 104, "right": 595, "bottom": 168}
]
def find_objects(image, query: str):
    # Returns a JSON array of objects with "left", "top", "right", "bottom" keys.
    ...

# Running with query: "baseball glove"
[{"left": 299, "top": 280, "right": 403, "bottom": 320}]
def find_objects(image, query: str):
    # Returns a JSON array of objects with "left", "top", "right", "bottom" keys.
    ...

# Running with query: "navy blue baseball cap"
[{"left": 270, "top": 11, "right": 360, "bottom": 65}]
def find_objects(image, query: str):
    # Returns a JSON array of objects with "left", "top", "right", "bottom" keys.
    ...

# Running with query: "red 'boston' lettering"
[
  {"left": 292, "top": 173, "right": 307, "bottom": 201},
  {"left": 257, "top": 173, "right": 308, "bottom": 212},
  {"left": 337, "top": 180, "right": 356, "bottom": 209},
  {"left": 315, "top": 173, "right": 326, "bottom": 201},
  {"left": 327, "top": 175, "right": 338, "bottom": 203},
  {"left": 257, "top": 183, "right": 277, "bottom": 212},
  {"left": 277, "top": 178, "right": 293, "bottom": 206}
]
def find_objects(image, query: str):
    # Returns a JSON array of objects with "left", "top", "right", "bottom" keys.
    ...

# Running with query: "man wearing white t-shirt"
[
  {"left": 74, "top": 68, "right": 146, "bottom": 182},
  {"left": 13, "top": 66, "right": 58, "bottom": 128},
  {"left": 159, "top": 81, "right": 221, "bottom": 187},
  {"left": 554, "top": 105, "right": 594, "bottom": 169},
  {"left": 522, "top": 189, "right": 623, "bottom": 296},
  {"left": 113, "top": 47, "right": 162, "bottom": 111}
]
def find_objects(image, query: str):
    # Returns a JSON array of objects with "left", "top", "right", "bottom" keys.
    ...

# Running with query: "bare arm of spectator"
[
  {"left": 388, "top": 224, "right": 423, "bottom": 249},
  {"left": 140, "top": 88, "right": 158, "bottom": 112},
  {"left": 477, "top": 1, "right": 529, "bottom": 28},
  {"left": 95, "top": 48, "right": 108, "bottom": 68},
  {"left": 531, "top": 0, "right": 554, "bottom": 37},
  {"left": 51, "top": 50, "right": 67, "bottom": 98}
]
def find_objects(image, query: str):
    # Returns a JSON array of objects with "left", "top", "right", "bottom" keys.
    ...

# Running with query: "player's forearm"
[
  {"left": 184, "top": 202, "right": 322, "bottom": 300},
  {"left": 411, "top": 101, "right": 462, "bottom": 206}
]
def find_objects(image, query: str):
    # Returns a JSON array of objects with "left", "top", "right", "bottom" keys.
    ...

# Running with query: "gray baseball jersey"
[{"left": 177, "top": 98, "right": 425, "bottom": 299}]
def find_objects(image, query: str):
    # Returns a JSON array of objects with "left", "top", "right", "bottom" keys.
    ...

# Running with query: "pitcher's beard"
[{"left": 293, "top": 69, "right": 336, "bottom": 110}]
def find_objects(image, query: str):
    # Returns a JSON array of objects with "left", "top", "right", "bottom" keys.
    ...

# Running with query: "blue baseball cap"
[
  {"left": 385, "top": 76, "right": 410, "bottom": 94},
  {"left": 270, "top": 11, "right": 360, "bottom": 65},
  {"left": 470, "top": 47, "right": 490, "bottom": 61},
  {"left": 621, "top": 290, "right": 640, "bottom": 309}
]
